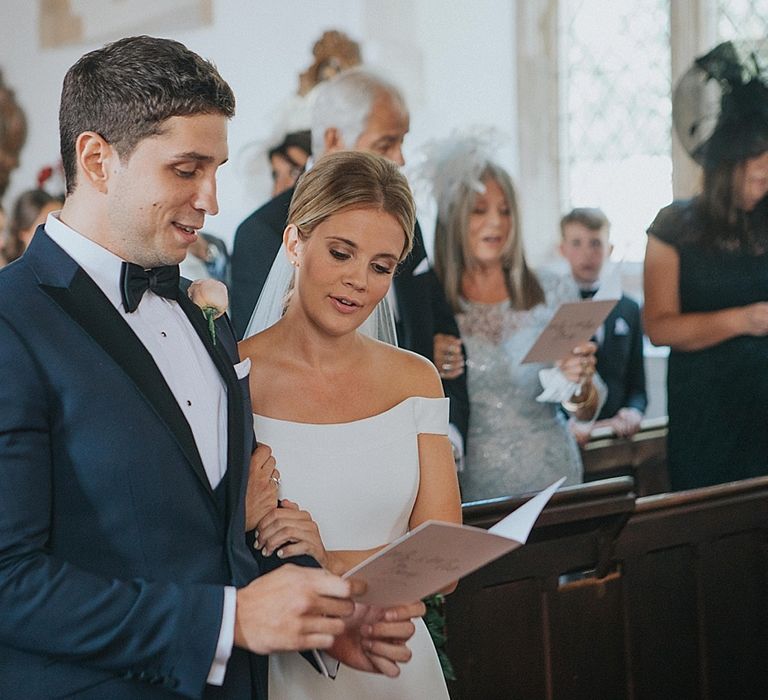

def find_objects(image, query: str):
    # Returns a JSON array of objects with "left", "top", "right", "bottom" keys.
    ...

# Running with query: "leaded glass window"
[
  {"left": 559, "top": 0, "right": 671, "bottom": 261},
  {"left": 717, "top": 0, "right": 768, "bottom": 39}
]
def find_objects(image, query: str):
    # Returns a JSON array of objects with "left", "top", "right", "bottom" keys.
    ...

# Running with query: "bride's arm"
[
  {"left": 254, "top": 502, "right": 384, "bottom": 576},
  {"left": 405, "top": 356, "right": 463, "bottom": 593},
  {"left": 407, "top": 432, "right": 463, "bottom": 594}
]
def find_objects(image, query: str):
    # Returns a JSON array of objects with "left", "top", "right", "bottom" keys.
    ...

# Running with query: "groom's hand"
[
  {"left": 328, "top": 599, "right": 425, "bottom": 677},
  {"left": 233, "top": 564, "right": 362, "bottom": 654}
]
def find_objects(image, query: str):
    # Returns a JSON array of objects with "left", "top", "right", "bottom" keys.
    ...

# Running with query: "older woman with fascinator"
[
  {"left": 420, "top": 133, "right": 601, "bottom": 502},
  {"left": 645, "top": 40, "right": 768, "bottom": 490}
]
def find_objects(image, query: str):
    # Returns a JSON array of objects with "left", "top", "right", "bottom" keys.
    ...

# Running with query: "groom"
[{"left": 0, "top": 36, "right": 422, "bottom": 699}]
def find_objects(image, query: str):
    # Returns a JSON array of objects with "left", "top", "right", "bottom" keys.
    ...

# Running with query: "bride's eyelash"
[{"left": 329, "top": 249, "right": 350, "bottom": 261}]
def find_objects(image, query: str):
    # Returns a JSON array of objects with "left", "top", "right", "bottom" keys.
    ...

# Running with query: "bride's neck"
[{"left": 275, "top": 309, "right": 363, "bottom": 370}]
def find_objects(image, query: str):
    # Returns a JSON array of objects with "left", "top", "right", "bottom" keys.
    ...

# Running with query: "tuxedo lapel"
[
  {"left": 176, "top": 291, "right": 247, "bottom": 516},
  {"left": 38, "top": 260, "right": 214, "bottom": 499}
]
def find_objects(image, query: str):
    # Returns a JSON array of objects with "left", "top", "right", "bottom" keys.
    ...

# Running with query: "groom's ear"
[{"left": 75, "top": 131, "right": 115, "bottom": 194}]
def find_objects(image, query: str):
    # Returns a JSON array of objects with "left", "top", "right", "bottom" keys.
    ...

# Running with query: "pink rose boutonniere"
[{"left": 188, "top": 279, "right": 229, "bottom": 346}]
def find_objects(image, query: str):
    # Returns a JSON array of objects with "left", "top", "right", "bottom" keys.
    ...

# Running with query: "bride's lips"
[{"left": 329, "top": 295, "right": 363, "bottom": 314}]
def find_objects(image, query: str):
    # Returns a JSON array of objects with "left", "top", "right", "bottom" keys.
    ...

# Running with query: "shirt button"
[
  {"left": 161, "top": 331, "right": 167, "bottom": 337},
  {"left": 186, "top": 400, "right": 192, "bottom": 406}
]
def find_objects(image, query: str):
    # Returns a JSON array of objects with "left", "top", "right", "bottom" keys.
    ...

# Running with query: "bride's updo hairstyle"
[{"left": 287, "top": 150, "right": 415, "bottom": 260}]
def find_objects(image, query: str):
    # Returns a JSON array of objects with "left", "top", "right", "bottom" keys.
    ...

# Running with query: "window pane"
[
  {"left": 717, "top": 0, "right": 768, "bottom": 40},
  {"left": 560, "top": 0, "right": 671, "bottom": 262}
]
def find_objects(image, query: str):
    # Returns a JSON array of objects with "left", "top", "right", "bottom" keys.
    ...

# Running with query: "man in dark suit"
[
  {"left": 559, "top": 208, "right": 647, "bottom": 441},
  {"left": 0, "top": 36, "right": 422, "bottom": 699},
  {"left": 231, "top": 69, "right": 469, "bottom": 458}
]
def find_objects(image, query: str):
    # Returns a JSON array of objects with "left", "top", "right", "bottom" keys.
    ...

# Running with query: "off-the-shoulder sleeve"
[{"left": 413, "top": 396, "right": 450, "bottom": 435}]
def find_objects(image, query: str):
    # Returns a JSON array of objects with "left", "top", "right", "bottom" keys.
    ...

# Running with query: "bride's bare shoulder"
[
  {"left": 368, "top": 338, "right": 444, "bottom": 399},
  {"left": 237, "top": 327, "right": 276, "bottom": 364}
]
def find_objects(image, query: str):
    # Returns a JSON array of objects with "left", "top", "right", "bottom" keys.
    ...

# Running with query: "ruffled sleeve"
[{"left": 412, "top": 397, "right": 450, "bottom": 435}]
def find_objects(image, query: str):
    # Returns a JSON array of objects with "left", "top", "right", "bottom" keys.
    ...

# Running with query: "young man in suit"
[
  {"left": 0, "top": 36, "right": 422, "bottom": 699},
  {"left": 231, "top": 68, "right": 469, "bottom": 462},
  {"left": 559, "top": 208, "right": 648, "bottom": 442}
]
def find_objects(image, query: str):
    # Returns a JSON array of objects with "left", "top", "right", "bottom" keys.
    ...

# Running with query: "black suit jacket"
[
  {"left": 596, "top": 294, "right": 648, "bottom": 420},
  {"left": 230, "top": 187, "right": 470, "bottom": 444}
]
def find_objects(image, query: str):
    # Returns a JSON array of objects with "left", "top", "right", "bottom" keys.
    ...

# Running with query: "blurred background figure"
[
  {"left": 0, "top": 71, "right": 27, "bottom": 200},
  {"left": 2, "top": 187, "right": 63, "bottom": 265},
  {"left": 644, "top": 40, "right": 768, "bottom": 490},
  {"left": 267, "top": 129, "right": 311, "bottom": 197},
  {"left": 237, "top": 29, "right": 361, "bottom": 209},
  {"left": 559, "top": 207, "right": 647, "bottom": 444},
  {"left": 426, "top": 132, "right": 600, "bottom": 501},
  {"left": 179, "top": 231, "right": 231, "bottom": 285}
]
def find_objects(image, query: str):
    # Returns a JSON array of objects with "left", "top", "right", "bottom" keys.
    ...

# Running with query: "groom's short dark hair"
[{"left": 59, "top": 35, "right": 235, "bottom": 195}]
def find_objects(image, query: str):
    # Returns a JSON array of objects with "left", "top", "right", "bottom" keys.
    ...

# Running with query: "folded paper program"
[
  {"left": 521, "top": 299, "right": 617, "bottom": 364},
  {"left": 343, "top": 478, "right": 565, "bottom": 607}
]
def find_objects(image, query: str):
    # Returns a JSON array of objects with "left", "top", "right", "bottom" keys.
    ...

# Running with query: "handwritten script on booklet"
[
  {"left": 521, "top": 299, "right": 617, "bottom": 364},
  {"left": 343, "top": 478, "right": 565, "bottom": 607}
]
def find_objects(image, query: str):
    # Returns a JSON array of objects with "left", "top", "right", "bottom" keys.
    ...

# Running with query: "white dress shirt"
[{"left": 44, "top": 213, "right": 235, "bottom": 685}]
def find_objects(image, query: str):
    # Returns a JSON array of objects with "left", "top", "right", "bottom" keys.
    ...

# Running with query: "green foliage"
[{"left": 423, "top": 593, "right": 456, "bottom": 681}]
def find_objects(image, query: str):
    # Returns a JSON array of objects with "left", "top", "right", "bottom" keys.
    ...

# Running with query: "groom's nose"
[{"left": 193, "top": 174, "right": 219, "bottom": 216}]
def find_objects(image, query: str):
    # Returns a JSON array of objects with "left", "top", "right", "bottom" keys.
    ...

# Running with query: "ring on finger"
[{"left": 269, "top": 475, "right": 281, "bottom": 487}]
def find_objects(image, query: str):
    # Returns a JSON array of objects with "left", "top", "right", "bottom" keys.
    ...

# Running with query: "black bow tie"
[
  {"left": 579, "top": 287, "right": 598, "bottom": 300},
  {"left": 120, "top": 262, "right": 180, "bottom": 313}
]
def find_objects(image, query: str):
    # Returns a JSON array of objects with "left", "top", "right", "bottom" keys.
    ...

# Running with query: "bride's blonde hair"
[{"left": 288, "top": 150, "right": 415, "bottom": 260}]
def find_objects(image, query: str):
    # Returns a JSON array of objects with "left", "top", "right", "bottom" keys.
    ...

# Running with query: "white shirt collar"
[
  {"left": 44, "top": 211, "right": 126, "bottom": 310},
  {"left": 576, "top": 278, "right": 601, "bottom": 293}
]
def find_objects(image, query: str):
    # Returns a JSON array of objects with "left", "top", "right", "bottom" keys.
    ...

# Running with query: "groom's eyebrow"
[{"left": 172, "top": 151, "right": 229, "bottom": 165}]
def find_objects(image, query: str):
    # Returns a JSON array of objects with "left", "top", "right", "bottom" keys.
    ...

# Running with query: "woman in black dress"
[{"left": 644, "top": 40, "right": 768, "bottom": 490}]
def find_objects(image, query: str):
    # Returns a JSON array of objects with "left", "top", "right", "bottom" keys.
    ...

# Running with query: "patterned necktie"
[{"left": 120, "top": 261, "right": 180, "bottom": 313}]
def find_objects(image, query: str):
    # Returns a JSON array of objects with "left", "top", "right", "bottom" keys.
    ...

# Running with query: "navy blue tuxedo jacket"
[
  {"left": 596, "top": 294, "right": 648, "bottom": 420},
  {"left": 0, "top": 229, "right": 285, "bottom": 699},
  {"left": 230, "top": 188, "right": 470, "bottom": 444}
]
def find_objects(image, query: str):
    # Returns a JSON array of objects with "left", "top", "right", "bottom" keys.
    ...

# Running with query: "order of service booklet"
[
  {"left": 520, "top": 299, "right": 618, "bottom": 364},
  {"left": 343, "top": 477, "right": 565, "bottom": 606}
]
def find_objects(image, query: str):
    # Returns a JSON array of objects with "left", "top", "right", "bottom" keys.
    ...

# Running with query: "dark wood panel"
[
  {"left": 445, "top": 476, "right": 768, "bottom": 700},
  {"left": 623, "top": 545, "right": 701, "bottom": 700},
  {"left": 549, "top": 572, "right": 626, "bottom": 700},
  {"left": 447, "top": 578, "right": 547, "bottom": 699}
]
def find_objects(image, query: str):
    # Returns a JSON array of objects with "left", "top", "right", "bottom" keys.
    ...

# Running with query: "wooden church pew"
[{"left": 445, "top": 475, "right": 768, "bottom": 699}]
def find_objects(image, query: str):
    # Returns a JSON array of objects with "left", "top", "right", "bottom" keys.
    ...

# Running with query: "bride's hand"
[
  {"left": 245, "top": 443, "right": 280, "bottom": 532},
  {"left": 255, "top": 499, "right": 331, "bottom": 569}
]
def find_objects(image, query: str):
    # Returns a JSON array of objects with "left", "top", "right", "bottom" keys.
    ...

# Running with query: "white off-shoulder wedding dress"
[{"left": 253, "top": 396, "right": 451, "bottom": 700}]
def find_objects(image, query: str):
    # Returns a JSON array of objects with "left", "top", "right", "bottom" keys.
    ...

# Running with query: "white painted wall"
[{"left": 0, "top": 0, "right": 518, "bottom": 251}]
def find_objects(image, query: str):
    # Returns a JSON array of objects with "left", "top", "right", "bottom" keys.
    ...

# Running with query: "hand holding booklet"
[{"left": 343, "top": 478, "right": 565, "bottom": 606}]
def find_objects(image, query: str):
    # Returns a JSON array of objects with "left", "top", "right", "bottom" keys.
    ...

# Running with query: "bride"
[{"left": 238, "top": 150, "right": 462, "bottom": 699}]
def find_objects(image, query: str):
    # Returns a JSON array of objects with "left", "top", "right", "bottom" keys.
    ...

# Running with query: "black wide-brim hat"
[{"left": 673, "top": 39, "right": 768, "bottom": 169}]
